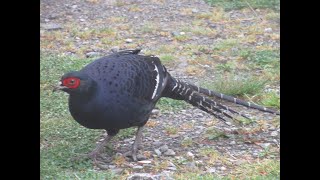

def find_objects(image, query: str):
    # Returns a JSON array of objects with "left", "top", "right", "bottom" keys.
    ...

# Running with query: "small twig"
[
  {"left": 74, "top": 173, "right": 80, "bottom": 180},
  {"left": 95, "top": 162, "right": 109, "bottom": 170},
  {"left": 228, "top": 153, "right": 238, "bottom": 160},
  {"left": 195, "top": 62, "right": 210, "bottom": 68},
  {"left": 245, "top": 0, "right": 263, "bottom": 21},
  {"left": 213, "top": 18, "right": 256, "bottom": 25}
]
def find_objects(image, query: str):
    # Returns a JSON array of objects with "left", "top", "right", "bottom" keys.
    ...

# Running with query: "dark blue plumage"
[{"left": 54, "top": 49, "right": 279, "bottom": 161}]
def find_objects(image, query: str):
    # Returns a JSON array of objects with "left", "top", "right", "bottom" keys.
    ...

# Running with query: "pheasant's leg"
[
  {"left": 88, "top": 129, "right": 119, "bottom": 159},
  {"left": 131, "top": 126, "right": 144, "bottom": 161},
  {"left": 87, "top": 133, "right": 114, "bottom": 159},
  {"left": 71, "top": 132, "right": 114, "bottom": 162}
]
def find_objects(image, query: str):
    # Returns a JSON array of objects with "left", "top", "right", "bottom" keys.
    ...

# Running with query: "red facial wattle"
[{"left": 62, "top": 77, "right": 80, "bottom": 89}]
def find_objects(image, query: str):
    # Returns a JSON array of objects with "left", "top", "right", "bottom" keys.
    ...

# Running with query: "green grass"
[
  {"left": 215, "top": 61, "right": 236, "bottom": 72},
  {"left": 40, "top": 118, "right": 109, "bottom": 179},
  {"left": 174, "top": 173, "right": 225, "bottom": 180},
  {"left": 205, "top": 0, "right": 280, "bottom": 11},
  {"left": 258, "top": 146, "right": 279, "bottom": 159},
  {"left": 140, "top": 23, "right": 158, "bottom": 33},
  {"left": 202, "top": 74, "right": 268, "bottom": 97},
  {"left": 174, "top": 159, "right": 279, "bottom": 179},
  {"left": 155, "top": 45, "right": 178, "bottom": 54},
  {"left": 213, "top": 39, "right": 239, "bottom": 51},
  {"left": 205, "top": 127, "right": 229, "bottom": 140},
  {"left": 74, "top": 27, "right": 116, "bottom": 40},
  {"left": 199, "top": 147, "right": 220, "bottom": 157},
  {"left": 259, "top": 91, "right": 280, "bottom": 108},
  {"left": 156, "top": 98, "right": 190, "bottom": 112},
  {"left": 165, "top": 126, "right": 179, "bottom": 135},
  {"left": 234, "top": 116, "right": 256, "bottom": 125},
  {"left": 200, "top": 74, "right": 281, "bottom": 109},
  {"left": 159, "top": 54, "right": 175, "bottom": 62},
  {"left": 232, "top": 159, "right": 280, "bottom": 179},
  {"left": 181, "top": 138, "right": 194, "bottom": 147},
  {"left": 180, "top": 25, "right": 217, "bottom": 38},
  {"left": 198, "top": 147, "right": 229, "bottom": 166},
  {"left": 246, "top": 50, "right": 280, "bottom": 70},
  {"left": 174, "top": 34, "right": 190, "bottom": 41},
  {"left": 241, "top": 49, "right": 280, "bottom": 81}
]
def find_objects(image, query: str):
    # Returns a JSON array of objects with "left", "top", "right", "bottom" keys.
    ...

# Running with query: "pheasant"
[{"left": 53, "top": 49, "right": 280, "bottom": 161}]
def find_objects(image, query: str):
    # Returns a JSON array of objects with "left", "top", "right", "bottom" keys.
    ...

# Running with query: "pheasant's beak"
[{"left": 53, "top": 82, "right": 67, "bottom": 92}]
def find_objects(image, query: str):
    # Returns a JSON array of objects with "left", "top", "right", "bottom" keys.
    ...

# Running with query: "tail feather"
[
  {"left": 196, "top": 102, "right": 229, "bottom": 122},
  {"left": 163, "top": 79, "right": 234, "bottom": 121},
  {"left": 189, "top": 91, "right": 251, "bottom": 120},
  {"left": 185, "top": 81, "right": 280, "bottom": 115},
  {"left": 162, "top": 78, "right": 280, "bottom": 121},
  {"left": 188, "top": 92, "right": 233, "bottom": 121}
]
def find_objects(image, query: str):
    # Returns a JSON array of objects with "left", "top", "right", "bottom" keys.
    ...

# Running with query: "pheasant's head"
[{"left": 53, "top": 71, "right": 96, "bottom": 95}]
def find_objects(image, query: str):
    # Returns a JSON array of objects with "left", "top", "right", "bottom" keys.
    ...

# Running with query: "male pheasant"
[{"left": 54, "top": 49, "right": 280, "bottom": 161}]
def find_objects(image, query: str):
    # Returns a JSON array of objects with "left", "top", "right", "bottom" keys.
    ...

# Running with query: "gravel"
[
  {"left": 159, "top": 145, "right": 169, "bottom": 153},
  {"left": 164, "top": 149, "right": 176, "bottom": 156},
  {"left": 40, "top": 23, "right": 62, "bottom": 31}
]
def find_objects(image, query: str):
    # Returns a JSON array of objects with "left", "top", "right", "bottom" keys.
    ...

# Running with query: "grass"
[
  {"left": 192, "top": 27, "right": 217, "bottom": 36},
  {"left": 230, "top": 159, "right": 280, "bottom": 179},
  {"left": 181, "top": 138, "right": 194, "bottom": 147},
  {"left": 174, "top": 34, "right": 190, "bottom": 42},
  {"left": 73, "top": 28, "right": 116, "bottom": 40},
  {"left": 180, "top": 8, "right": 193, "bottom": 15},
  {"left": 235, "top": 116, "right": 256, "bottom": 126},
  {"left": 198, "top": 147, "right": 229, "bottom": 166},
  {"left": 42, "top": 169, "right": 119, "bottom": 179},
  {"left": 128, "top": 5, "right": 142, "bottom": 12},
  {"left": 242, "top": 49, "right": 280, "bottom": 81},
  {"left": 205, "top": 127, "right": 229, "bottom": 140},
  {"left": 214, "top": 39, "right": 239, "bottom": 51},
  {"left": 156, "top": 44, "right": 178, "bottom": 54},
  {"left": 40, "top": 118, "right": 107, "bottom": 179},
  {"left": 205, "top": 0, "right": 280, "bottom": 11},
  {"left": 180, "top": 25, "right": 217, "bottom": 37},
  {"left": 174, "top": 159, "right": 279, "bottom": 179},
  {"left": 159, "top": 54, "right": 175, "bottom": 62},
  {"left": 196, "top": 7, "right": 228, "bottom": 22},
  {"left": 199, "top": 73, "right": 282, "bottom": 109},
  {"left": 215, "top": 61, "right": 236, "bottom": 72},
  {"left": 259, "top": 91, "right": 280, "bottom": 108},
  {"left": 41, "top": 25, "right": 120, "bottom": 56},
  {"left": 174, "top": 173, "right": 224, "bottom": 180},
  {"left": 156, "top": 98, "right": 190, "bottom": 112},
  {"left": 210, "top": 7, "right": 229, "bottom": 22},
  {"left": 106, "top": 16, "right": 127, "bottom": 23},
  {"left": 245, "top": 49, "right": 279, "bottom": 67},
  {"left": 116, "top": 127, "right": 136, "bottom": 140},
  {"left": 165, "top": 126, "right": 179, "bottom": 135},
  {"left": 202, "top": 74, "right": 268, "bottom": 97},
  {"left": 258, "top": 146, "right": 279, "bottom": 159},
  {"left": 139, "top": 22, "right": 159, "bottom": 34},
  {"left": 265, "top": 11, "right": 280, "bottom": 21}
]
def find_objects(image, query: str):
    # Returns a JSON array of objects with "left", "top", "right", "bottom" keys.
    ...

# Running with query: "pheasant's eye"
[
  {"left": 62, "top": 77, "right": 80, "bottom": 89},
  {"left": 69, "top": 79, "right": 75, "bottom": 84}
]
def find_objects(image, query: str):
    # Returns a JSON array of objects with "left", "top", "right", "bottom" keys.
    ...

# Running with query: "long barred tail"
[
  {"left": 162, "top": 77, "right": 280, "bottom": 122},
  {"left": 185, "top": 81, "right": 280, "bottom": 115}
]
